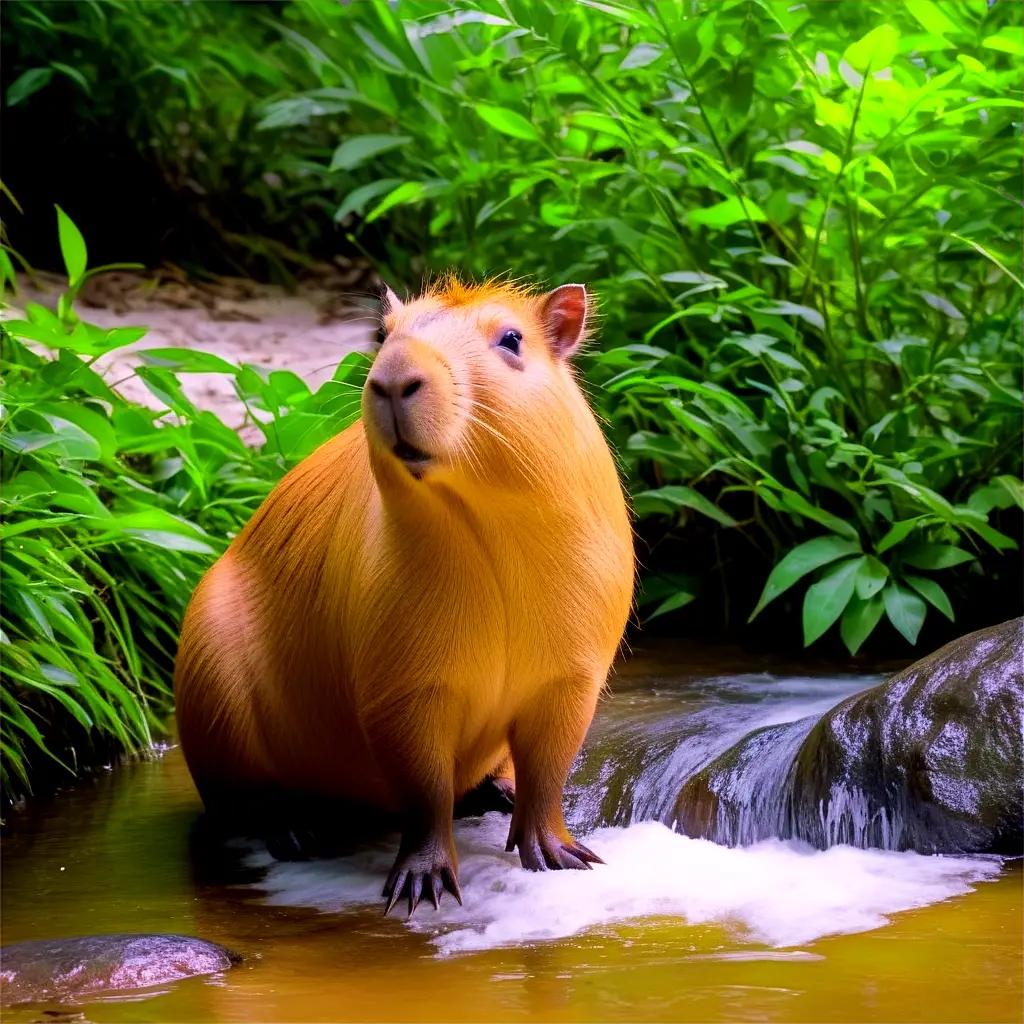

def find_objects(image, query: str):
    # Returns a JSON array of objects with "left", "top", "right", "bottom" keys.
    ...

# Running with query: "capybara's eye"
[{"left": 497, "top": 329, "right": 522, "bottom": 356}]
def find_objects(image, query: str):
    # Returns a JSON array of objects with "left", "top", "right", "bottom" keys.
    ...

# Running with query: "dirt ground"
[{"left": 3, "top": 269, "right": 378, "bottom": 429}]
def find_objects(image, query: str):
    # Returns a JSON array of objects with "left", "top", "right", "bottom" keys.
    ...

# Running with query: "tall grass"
[{"left": 0, "top": 210, "right": 369, "bottom": 794}]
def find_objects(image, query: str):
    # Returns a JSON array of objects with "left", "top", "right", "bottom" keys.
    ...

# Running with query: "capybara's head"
[{"left": 362, "top": 277, "right": 594, "bottom": 490}]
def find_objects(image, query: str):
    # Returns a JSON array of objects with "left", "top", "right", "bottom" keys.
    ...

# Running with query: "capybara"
[{"left": 174, "top": 277, "right": 634, "bottom": 914}]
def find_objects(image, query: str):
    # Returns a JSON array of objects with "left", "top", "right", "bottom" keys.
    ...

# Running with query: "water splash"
[{"left": 244, "top": 813, "right": 1001, "bottom": 955}]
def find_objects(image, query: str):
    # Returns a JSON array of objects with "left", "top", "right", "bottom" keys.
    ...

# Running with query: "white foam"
[{"left": 244, "top": 814, "right": 1002, "bottom": 955}]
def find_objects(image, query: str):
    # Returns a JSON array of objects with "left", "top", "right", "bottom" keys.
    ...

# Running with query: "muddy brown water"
[{"left": 2, "top": 646, "right": 1021, "bottom": 1022}]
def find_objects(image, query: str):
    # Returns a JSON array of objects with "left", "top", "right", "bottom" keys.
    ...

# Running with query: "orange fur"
[{"left": 174, "top": 278, "right": 634, "bottom": 903}]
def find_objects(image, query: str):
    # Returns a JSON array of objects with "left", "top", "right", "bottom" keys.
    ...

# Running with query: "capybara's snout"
[{"left": 363, "top": 338, "right": 459, "bottom": 469}]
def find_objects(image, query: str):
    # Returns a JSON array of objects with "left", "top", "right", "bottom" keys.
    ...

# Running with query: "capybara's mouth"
[{"left": 393, "top": 439, "right": 431, "bottom": 475}]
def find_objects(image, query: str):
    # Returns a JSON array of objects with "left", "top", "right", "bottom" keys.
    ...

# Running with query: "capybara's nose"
[{"left": 368, "top": 374, "right": 424, "bottom": 404}]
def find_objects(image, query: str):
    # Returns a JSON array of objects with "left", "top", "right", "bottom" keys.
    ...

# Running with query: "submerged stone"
[
  {"left": 0, "top": 933, "right": 239, "bottom": 1006},
  {"left": 674, "top": 619, "right": 1023, "bottom": 853}
]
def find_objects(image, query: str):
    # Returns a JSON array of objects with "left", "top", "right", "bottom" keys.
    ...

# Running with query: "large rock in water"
[
  {"left": 675, "top": 618, "right": 1023, "bottom": 853},
  {"left": 0, "top": 934, "right": 239, "bottom": 1006}
]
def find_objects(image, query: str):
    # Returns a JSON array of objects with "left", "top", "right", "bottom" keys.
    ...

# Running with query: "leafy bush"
[
  {"left": 3, "top": 0, "right": 1022, "bottom": 660},
  {"left": 0, "top": 209, "right": 369, "bottom": 794}
]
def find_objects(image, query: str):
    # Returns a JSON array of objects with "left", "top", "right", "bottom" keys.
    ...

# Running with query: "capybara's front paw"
[
  {"left": 506, "top": 822, "right": 604, "bottom": 871},
  {"left": 382, "top": 837, "right": 462, "bottom": 917}
]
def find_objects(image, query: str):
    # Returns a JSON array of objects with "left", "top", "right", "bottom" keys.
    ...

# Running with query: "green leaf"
[
  {"left": 6, "top": 67, "right": 53, "bottom": 107},
  {"left": 967, "top": 476, "right": 1024, "bottom": 514},
  {"left": 334, "top": 178, "right": 401, "bottom": 222},
  {"left": 661, "top": 271, "right": 726, "bottom": 287},
  {"left": 365, "top": 180, "right": 446, "bottom": 222},
  {"left": 840, "top": 593, "right": 885, "bottom": 655},
  {"left": 36, "top": 403, "right": 117, "bottom": 462},
  {"left": 50, "top": 61, "right": 91, "bottom": 95},
  {"left": 758, "top": 302, "right": 825, "bottom": 331},
  {"left": 877, "top": 517, "right": 927, "bottom": 554},
  {"left": 4, "top": 418, "right": 101, "bottom": 461},
  {"left": 94, "top": 511, "right": 216, "bottom": 554},
  {"left": 982, "top": 29, "right": 1024, "bottom": 56},
  {"left": 854, "top": 555, "right": 889, "bottom": 599},
  {"left": 351, "top": 23, "right": 405, "bottom": 71},
  {"left": 920, "top": 291, "right": 964, "bottom": 320},
  {"left": 966, "top": 521, "right": 1018, "bottom": 553},
  {"left": 775, "top": 487, "right": 860, "bottom": 540},
  {"left": 749, "top": 535, "right": 861, "bottom": 621},
  {"left": 571, "top": 110, "right": 629, "bottom": 140},
  {"left": 55, "top": 206, "right": 87, "bottom": 285},
  {"left": 901, "top": 543, "right": 974, "bottom": 570},
  {"left": 904, "top": 0, "right": 962, "bottom": 38},
  {"left": 476, "top": 105, "right": 540, "bottom": 141},
  {"left": 5, "top": 319, "right": 147, "bottom": 357},
  {"left": 843, "top": 23, "right": 900, "bottom": 73},
  {"left": 366, "top": 181, "right": 424, "bottom": 221},
  {"left": 905, "top": 574, "right": 954, "bottom": 621},
  {"left": 119, "top": 530, "right": 215, "bottom": 553},
  {"left": 883, "top": 581, "right": 927, "bottom": 645},
  {"left": 329, "top": 134, "right": 411, "bottom": 172},
  {"left": 646, "top": 589, "right": 696, "bottom": 622},
  {"left": 632, "top": 485, "right": 737, "bottom": 526},
  {"left": 619, "top": 43, "right": 664, "bottom": 70},
  {"left": 137, "top": 348, "right": 237, "bottom": 374},
  {"left": 803, "top": 556, "right": 863, "bottom": 646},
  {"left": 689, "top": 196, "right": 767, "bottom": 229},
  {"left": 950, "top": 234, "right": 1024, "bottom": 291}
]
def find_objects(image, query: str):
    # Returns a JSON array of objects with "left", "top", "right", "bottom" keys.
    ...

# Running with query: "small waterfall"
[
  {"left": 815, "top": 784, "right": 908, "bottom": 850},
  {"left": 566, "top": 673, "right": 880, "bottom": 846},
  {"left": 567, "top": 628, "right": 1022, "bottom": 856},
  {"left": 674, "top": 718, "right": 815, "bottom": 848}
]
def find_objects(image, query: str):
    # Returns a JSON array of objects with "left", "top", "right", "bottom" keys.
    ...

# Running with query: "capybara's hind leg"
[
  {"left": 266, "top": 796, "right": 396, "bottom": 861},
  {"left": 454, "top": 753, "right": 516, "bottom": 817},
  {"left": 489, "top": 753, "right": 516, "bottom": 807}
]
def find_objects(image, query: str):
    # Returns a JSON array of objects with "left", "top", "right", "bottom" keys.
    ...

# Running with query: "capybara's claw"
[
  {"left": 382, "top": 844, "right": 461, "bottom": 917},
  {"left": 565, "top": 839, "right": 604, "bottom": 865},
  {"left": 442, "top": 866, "right": 463, "bottom": 905},
  {"left": 508, "top": 825, "right": 603, "bottom": 872}
]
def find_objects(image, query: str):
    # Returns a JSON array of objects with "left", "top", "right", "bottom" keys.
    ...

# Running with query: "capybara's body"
[{"left": 175, "top": 277, "right": 633, "bottom": 912}]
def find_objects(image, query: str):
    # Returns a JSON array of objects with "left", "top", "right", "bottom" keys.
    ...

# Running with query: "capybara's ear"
[
  {"left": 541, "top": 284, "right": 588, "bottom": 359},
  {"left": 382, "top": 283, "right": 404, "bottom": 315}
]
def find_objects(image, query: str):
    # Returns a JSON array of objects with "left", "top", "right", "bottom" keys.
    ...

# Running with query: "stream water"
[{"left": 2, "top": 646, "right": 1020, "bottom": 1022}]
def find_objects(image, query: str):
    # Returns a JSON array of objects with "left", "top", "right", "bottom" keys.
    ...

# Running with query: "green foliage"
[
  {"left": 0, "top": 210, "right": 369, "bottom": 794},
  {"left": 3, "top": 0, "right": 1021, "bottom": 667},
  {"left": 278, "top": 0, "right": 1017, "bottom": 653}
]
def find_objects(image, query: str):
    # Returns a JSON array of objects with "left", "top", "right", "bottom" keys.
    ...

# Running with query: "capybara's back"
[{"left": 175, "top": 277, "right": 634, "bottom": 913}]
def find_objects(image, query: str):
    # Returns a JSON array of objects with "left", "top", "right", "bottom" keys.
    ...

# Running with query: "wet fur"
[{"left": 174, "top": 277, "right": 634, "bottom": 903}]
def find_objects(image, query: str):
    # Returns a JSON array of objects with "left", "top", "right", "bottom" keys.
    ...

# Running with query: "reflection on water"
[{"left": 2, "top": 644, "right": 1021, "bottom": 1022}]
